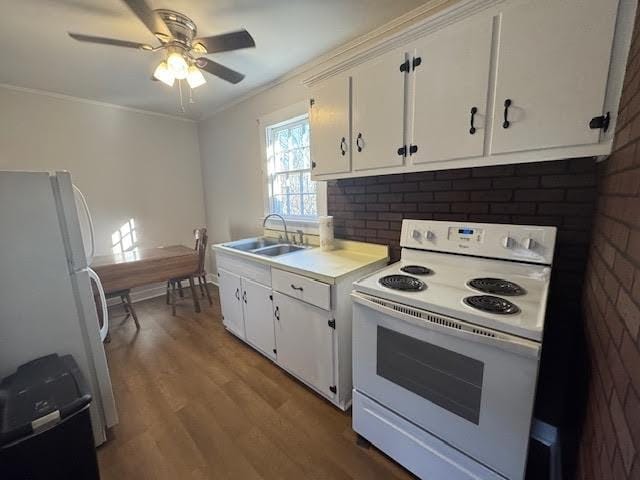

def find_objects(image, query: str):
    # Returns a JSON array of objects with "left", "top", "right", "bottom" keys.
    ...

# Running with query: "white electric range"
[{"left": 351, "top": 220, "right": 557, "bottom": 480}]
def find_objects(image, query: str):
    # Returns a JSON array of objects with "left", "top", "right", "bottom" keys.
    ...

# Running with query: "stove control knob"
[
  {"left": 425, "top": 230, "right": 435, "bottom": 241},
  {"left": 411, "top": 229, "right": 421, "bottom": 240},
  {"left": 502, "top": 236, "right": 515, "bottom": 249},
  {"left": 523, "top": 237, "right": 536, "bottom": 250}
]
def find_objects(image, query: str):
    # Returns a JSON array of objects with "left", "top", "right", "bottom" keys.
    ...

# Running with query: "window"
[
  {"left": 265, "top": 113, "right": 317, "bottom": 219},
  {"left": 111, "top": 218, "right": 137, "bottom": 254}
]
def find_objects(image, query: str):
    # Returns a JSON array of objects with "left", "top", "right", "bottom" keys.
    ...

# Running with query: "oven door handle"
[{"left": 351, "top": 292, "right": 540, "bottom": 359}]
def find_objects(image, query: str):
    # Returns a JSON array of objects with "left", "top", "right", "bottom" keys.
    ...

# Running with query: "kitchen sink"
[
  {"left": 224, "top": 237, "right": 280, "bottom": 251},
  {"left": 223, "top": 237, "right": 309, "bottom": 257},
  {"left": 253, "top": 244, "right": 307, "bottom": 256}
]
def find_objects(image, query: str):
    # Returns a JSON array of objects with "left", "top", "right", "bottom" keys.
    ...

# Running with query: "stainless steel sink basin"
[
  {"left": 224, "top": 237, "right": 280, "bottom": 252},
  {"left": 253, "top": 244, "right": 307, "bottom": 256},
  {"left": 223, "top": 237, "right": 309, "bottom": 257}
]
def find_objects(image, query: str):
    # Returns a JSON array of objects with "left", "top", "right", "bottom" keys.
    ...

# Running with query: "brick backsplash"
[
  {"left": 327, "top": 158, "right": 597, "bottom": 318},
  {"left": 575, "top": 6, "right": 640, "bottom": 479}
]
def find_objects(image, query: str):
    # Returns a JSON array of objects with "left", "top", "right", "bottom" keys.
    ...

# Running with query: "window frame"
[{"left": 259, "top": 101, "right": 326, "bottom": 232}]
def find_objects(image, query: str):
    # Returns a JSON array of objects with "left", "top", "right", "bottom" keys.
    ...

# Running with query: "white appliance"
[
  {"left": 0, "top": 171, "right": 117, "bottom": 445},
  {"left": 352, "top": 220, "right": 557, "bottom": 480}
]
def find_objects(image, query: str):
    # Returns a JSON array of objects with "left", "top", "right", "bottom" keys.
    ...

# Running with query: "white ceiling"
[{"left": 1, "top": 0, "right": 427, "bottom": 119}]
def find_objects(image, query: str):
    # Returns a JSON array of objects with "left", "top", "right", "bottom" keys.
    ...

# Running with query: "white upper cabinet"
[
  {"left": 352, "top": 48, "right": 407, "bottom": 171},
  {"left": 490, "top": 0, "right": 619, "bottom": 155},
  {"left": 304, "top": 0, "right": 630, "bottom": 179},
  {"left": 309, "top": 75, "right": 352, "bottom": 177},
  {"left": 410, "top": 15, "right": 493, "bottom": 164}
]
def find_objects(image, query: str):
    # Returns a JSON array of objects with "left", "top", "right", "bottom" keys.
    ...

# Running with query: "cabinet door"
[
  {"left": 352, "top": 48, "right": 407, "bottom": 171},
  {"left": 490, "top": 0, "right": 618, "bottom": 155},
  {"left": 218, "top": 269, "right": 244, "bottom": 339},
  {"left": 273, "top": 292, "right": 335, "bottom": 397},
  {"left": 411, "top": 15, "right": 493, "bottom": 164},
  {"left": 242, "top": 278, "right": 276, "bottom": 359},
  {"left": 309, "top": 76, "right": 351, "bottom": 177}
]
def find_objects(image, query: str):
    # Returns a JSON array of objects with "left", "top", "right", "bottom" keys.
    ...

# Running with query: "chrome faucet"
[{"left": 263, "top": 214, "right": 290, "bottom": 243}]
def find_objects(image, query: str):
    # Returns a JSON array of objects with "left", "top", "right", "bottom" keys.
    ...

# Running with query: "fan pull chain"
[
  {"left": 178, "top": 80, "right": 186, "bottom": 113},
  {"left": 189, "top": 87, "right": 195, "bottom": 104}
]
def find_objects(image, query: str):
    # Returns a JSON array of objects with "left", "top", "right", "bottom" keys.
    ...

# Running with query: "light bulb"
[
  {"left": 187, "top": 65, "right": 206, "bottom": 89},
  {"left": 167, "top": 52, "right": 188, "bottom": 79},
  {"left": 153, "top": 61, "right": 175, "bottom": 87}
]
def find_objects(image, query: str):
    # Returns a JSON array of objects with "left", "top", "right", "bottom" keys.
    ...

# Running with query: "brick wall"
[{"left": 575, "top": 8, "right": 640, "bottom": 480}]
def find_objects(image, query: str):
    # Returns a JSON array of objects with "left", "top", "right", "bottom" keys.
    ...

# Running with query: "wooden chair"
[
  {"left": 166, "top": 228, "right": 211, "bottom": 315},
  {"left": 106, "top": 289, "right": 140, "bottom": 329}
]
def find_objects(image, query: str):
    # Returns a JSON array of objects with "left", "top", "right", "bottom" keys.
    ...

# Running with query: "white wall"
[
  {"left": 198, "top": 78, "right": 309, "bottom": 249},
  {"left": 0, "top": 86, "right": 206, "bottom": 257}
]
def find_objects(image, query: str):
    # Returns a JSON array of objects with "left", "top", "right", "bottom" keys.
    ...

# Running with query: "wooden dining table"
[{"left": 91, "top": 245, "right": 201, "bottom": 311}]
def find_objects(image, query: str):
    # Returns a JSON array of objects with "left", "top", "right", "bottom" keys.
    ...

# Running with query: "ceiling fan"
[{"left": 68, "top": 0, "right": 255, "bottom": 89}]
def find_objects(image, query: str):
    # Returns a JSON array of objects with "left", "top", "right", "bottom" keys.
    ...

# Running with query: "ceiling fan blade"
[
  {"left": 196, "top": 58, "right": 245, "bottom": 84},
  {"left": 193, "top": 29, "right": 255, "bottom": 54},
  {"left": 121, "top": 0, "right": 171, "bottom": 40},
  {"left": 68, "top": 32, "right": 152, "bottom": 50}
]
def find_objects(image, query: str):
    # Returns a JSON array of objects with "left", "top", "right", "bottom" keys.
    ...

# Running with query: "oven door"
[{"left": 352, "top": 292, "right": 541, "bottom": 480}]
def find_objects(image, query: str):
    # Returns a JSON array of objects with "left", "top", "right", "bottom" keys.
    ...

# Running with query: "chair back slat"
[{"left": 193, "top": 227, "right": 208, "bottom": 274}]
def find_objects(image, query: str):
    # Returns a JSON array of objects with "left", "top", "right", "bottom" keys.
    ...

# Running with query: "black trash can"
[{"left": 0, "top": 354, "right": 100, "bottom": 480}]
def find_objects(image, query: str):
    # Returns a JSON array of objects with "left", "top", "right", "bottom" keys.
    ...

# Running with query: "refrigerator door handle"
[
  {"left": 73, "top": 185, "right": 95, "bottom": 264},
  {"left": 88, "top": 268, "right": 109, "bottom": 342}
]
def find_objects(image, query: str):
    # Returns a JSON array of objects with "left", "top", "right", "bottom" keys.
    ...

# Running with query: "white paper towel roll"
[{"left": 319, "top": 216, "right": 334, "bottom": 251}]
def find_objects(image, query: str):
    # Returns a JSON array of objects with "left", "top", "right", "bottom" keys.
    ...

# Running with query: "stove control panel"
[
  {"left": 402, "top": 220, "right": 557, "bottom": 265},
  {"left": 448, "top": 226, "right": 484, "bottom": 243}
]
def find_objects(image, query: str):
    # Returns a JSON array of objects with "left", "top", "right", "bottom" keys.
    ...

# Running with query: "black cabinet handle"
[
  {"left": 340, "top": 137, "right": 347, "bottom": 156},
  {"left": 502, "top": 99, "right": 512, "bottom": 129},
  {"left": 242, "top": 291, "right": 247, "bottom": 303},
  {"left": 290, "top": 284, "right": 304, "bottom": 292},
  {"left": 274, "top": 306, "right": 280, "bottom": 320},
  {"left": 235, "top": 288, "right": 240, "bottom": 300},
  {"left": 356, "top": 133, "right": 364, "bottom": 152},
  {"left": 469, "top": 107, "right": 478, "bottom": 135}
]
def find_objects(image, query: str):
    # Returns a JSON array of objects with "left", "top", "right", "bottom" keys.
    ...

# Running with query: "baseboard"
[{"left": 106, "top": 275, "right": 218, "bottom": 306}]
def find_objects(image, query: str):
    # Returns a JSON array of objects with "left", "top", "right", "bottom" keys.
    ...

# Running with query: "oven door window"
[{"left": 377, "top": 326, "right": 484, "bottom": 424}]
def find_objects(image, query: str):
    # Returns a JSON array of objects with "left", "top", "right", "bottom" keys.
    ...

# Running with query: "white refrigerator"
[{"left": 0, "top": 170, "right": 117, "bottom": 445}]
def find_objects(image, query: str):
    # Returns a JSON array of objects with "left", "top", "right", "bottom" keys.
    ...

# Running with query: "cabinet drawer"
[{"left": 272, "top": 269, "right": 331, "bottom": 310}]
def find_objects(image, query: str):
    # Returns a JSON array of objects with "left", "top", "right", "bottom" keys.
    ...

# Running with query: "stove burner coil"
[
  {"left": 463, "top": 295, "right": 520, "bottom": 315},
  {"left": 467, "top": 278, "right": 526, "bottom": 296},
  {"left": 400, "top": 265, "right": 434, "bottom": 276},
  {"left": 379, "top": 275, "right": 426, "bottom": 292}
]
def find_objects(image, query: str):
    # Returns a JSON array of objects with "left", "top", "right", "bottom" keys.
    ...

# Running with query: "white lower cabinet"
[
  {"left": 272, "top": 291, "right": 335, "bottom": 398},
  {"left": 218, "top": 269, "right": 244, "bottom": 339},
  {"left": 215, "top": 249, "right": 387, "bottom": 410},
  {"left": 242, "top": 278, "right": 276, "bottom": 358},
  {"left": 218, "top": 269, "right": 275, "bottom": 360}
]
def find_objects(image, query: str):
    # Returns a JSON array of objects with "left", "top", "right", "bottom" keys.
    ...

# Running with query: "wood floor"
[{"left": 98, "top": 286, "right": 415, "bottom": 480}]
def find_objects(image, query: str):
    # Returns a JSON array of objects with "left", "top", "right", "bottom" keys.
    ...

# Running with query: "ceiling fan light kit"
[
  {"left": 68, "top": 0, "right": 256, "bottom": 103},
  {"left": 153, "top": 61, "right": 175, "bottom": 87}
]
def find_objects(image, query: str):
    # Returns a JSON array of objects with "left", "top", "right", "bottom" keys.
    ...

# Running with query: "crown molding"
[
  {"left": 303, "top": 0, "right": 504, "bottom": 86},
  {"left": 201, "top": 0, "right": 504, "bottom": 120},
  {"left": 0, "top": 83, "right": 196, "bottom": 123},
  {"left": 200, "top": 0, "right": 459, "bottom": 120}
]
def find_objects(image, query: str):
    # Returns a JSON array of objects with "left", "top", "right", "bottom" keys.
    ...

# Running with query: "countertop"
[{"left": 213, "top": 239, "right": 389, "bottom": 284}]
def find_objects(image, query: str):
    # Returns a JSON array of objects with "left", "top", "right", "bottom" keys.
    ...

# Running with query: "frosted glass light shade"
[
  {"left": 153, "top": 61, "right": 175, "bottom": 86},
  {"left": 167, "top": 52, "right": 188, "bottom": 79},
  {"left": 187, "top": 65, "right": 206, "bottom": 88}
]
